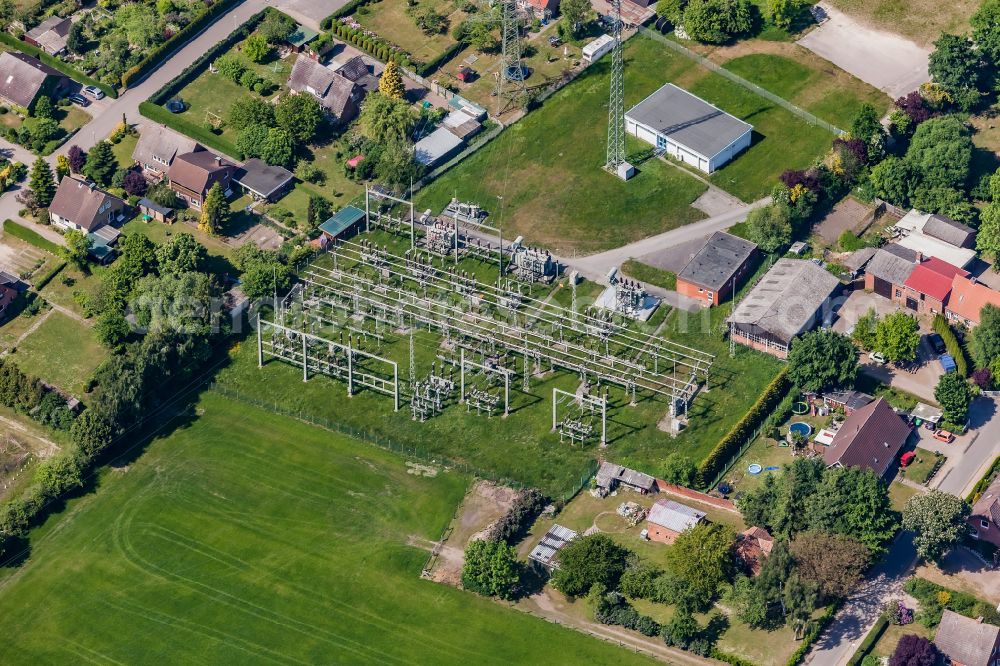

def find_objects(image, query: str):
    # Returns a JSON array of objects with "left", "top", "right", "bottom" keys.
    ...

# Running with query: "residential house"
[
  {"left": 519, "top": 0, "right": 559, "bottom": 18},
  {"left": 893, "top": 209, "right": 977, "bottom": 268},
  {"left": 24, "top": 15, "right": 72, "bottom": 55},
  {"left": 288, "top": 56, "right": 364, "bottom": 125},
  {"left": 48, "top": 176, "right": 127, "bottom": 233},
  {"left": 895, "top": 256, "right": 968, "bottom": 317},
  {"left": 528, "top": 524, "right": 578, "bottom": 570},
  {"left": 333, "top": 55, "right": 378, "bottom": 93},
  {"left": 0, "top": 283, "right": 16, "bottom": 318},
  {"left": 946, "top": 275, "right": 1000, "bottom": 327},
  {"left": 728, "top": 259, "right": 840, "bottom": 359},
  {"left": 234, "top": 159, "right": 294, "bottom": 202},
  {"left": 822, "top": 390, "right": 873, "bottom": 415},
  {"left": 969, "top": 475, "right": 1000, "bottom": 549},
  {"left": 821, "top": 398, "right": 911, "bottom": 479},
  {"left": 736, "top": 526, "right": 773, "bottom": 576},
  {"left": 132, "top": 125, "right": 203, "bottom": 180},
  {"left": 646, "top": 499, "right": 705, "bottom": 545},
  {"left": 0, "top": 51, "right": 68, "bottom": 111},
  {"left": 933, "top": 610, "right": 1000, "bottom": 666},
  {"left": 676, "top": 231, "right": 757, "bottom": 307},
  {"left": 594, "top": 462, "right": 657, "bottom": 494},
  {"left": 167, "top": 151, "right": 236, "bottom": 209}
]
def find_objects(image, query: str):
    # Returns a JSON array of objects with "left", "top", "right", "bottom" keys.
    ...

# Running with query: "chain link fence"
[{"left": 638, "top": 27, "right": 845, "bottom": 137}]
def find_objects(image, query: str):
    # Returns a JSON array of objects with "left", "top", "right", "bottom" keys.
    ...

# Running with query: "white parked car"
[
  {"left": 868, "top": 351, "right": 887, "bottom": 365},
  {"left": 82, "top": 85, "right": 105, "bottom": 100}
]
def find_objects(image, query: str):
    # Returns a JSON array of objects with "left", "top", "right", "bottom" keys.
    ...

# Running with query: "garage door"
[{"left": 873, "top": 277, "right": 892, "bottom": 299}]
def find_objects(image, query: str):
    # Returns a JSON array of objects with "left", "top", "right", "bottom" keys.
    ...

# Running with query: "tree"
[
  {"left": 28, "top": 157, "right": 55, "bottom": 207},
  {"left": 852, "top": 308, "right": 879, "bottom": 351},
  {"left": 902, "top": 491, "right": 970, "bottom": 562},
  {"left": 375, "top": 137, "right": 418, "bottom": 190},
  {"left": 973, "top": 304, "right": 1000, "bottom": 367},
  {"left": 67, "top": 145, "right": 86, "bottom": 174},
  {"left": 660, "top": 453, "right": 697, "bottom": 486},
  {"left": 905, "top": 116, "right": 973, "bottom": 192},
  {"left": 656, "top": 0, "right": 686, "bottom": 21},
  {"left": 934, "top": 372, "right": 972, "bottom": 425},
  {"left": 889, "top": 634, "right": 939, "bottom": 666},
  {"left": 359, "top": 92, "right": 416, "bottom": 144},
  {"left": 745, "top": 202, "right": 792, "bottom": 252},
  {"left": 258, "top": 10, "right": 296, "bottom": 43},
  {"left": 156, "top": 233, "right": 208, "bottom": 275},
  {"left": 971, "top": 0, "right": 1000, "bottom": 62},
  {"left": 83, "top": 141, "right": 118, "bottom": 187},
  {"left": 789, "top": 532, "right": 868, "bottom": 600},
  {"left": 307, "top": 195, "right": 332, "bottom": 229},
  {"left": 146, "top": 182, "right": 181, "bottom": 209},
  {"left": 414, "top": 7, "right": 447, "bottom": 34},
  {"left": 928, "top": 33, "right": 984, "bottom": 110},
  {"left": 661, "top": 607, "right": 700, "bottom": 648},
  {"left": 236, "top": 124, "right": 270, "bottom": 160},
  {"left": 668, "top": 522, "right": 735, "bottom": 606},
  {"left": 378, "top": 60, "right": 406, "bottom": 100},
  {"left": 132, "top": 271, "right": 219, "bottom": 336},
  {"left": 978, "top": 172, "right": 1000, "bottom": 265},
  {"left": 229, "top": 96, "right": 275, "bottom": 129},
  {"left": 61, "top": 230, "right": 91, "bottom": 271},
  {"left": 33, "top": 95, "right": 53, "bottom": 120},
  {"left": 123, "top": 170, "right": 147, "bottom": 196},
  {"left": 875, "top": 312, "right": 920, "bottom": 362},
  {"left": 461, "top": 539, "right": 522, "bottom": 599},
  {"left": 560, "top": 0, "right": 592, "bottom": 36},
  {"left": 468, "top": 22, "right": 498, "bottom": 52},
  {"left": 243, "top": 34, "right": 271, "bottom": 63},
  {"left": 215, "top": 53, "right": 247, "bottom": 82},
  {"left": 726, "top": 574, "right": 767, "bottom": 627},
  {"left": 804, "top": 465, "right": 898, "bottom": 556},
  {"left": 787, "top": 330, "right": 858, "bottom": 393},
  {"left": 550, "top": 534, "right": 630, "bottom": 597},
  {"left": 870, "top": 156, "right": 916, "bottom": 207},
  {"left": 259, "top": 127, "right": 295, "bottom": 168},
  {"left": 682, "top": 0, "right": 754, "bottom": 44},
  {"left": 275, "top": 93, "right": 323, "bottom": 144},
  {"left": 765, "top": 0, "right": 795, "bottom": 29},
  {"left": 66, "top": 20, "right": 88, "bottom": 53},
  {"left": 850, "top": 103, "right": 885, "bottom": 157},
  {"left": 94, "top": 310, "right": 131, "bottom": 349},
  {"left": 198, "top": 183, "right": 229, "bottom": 235}
]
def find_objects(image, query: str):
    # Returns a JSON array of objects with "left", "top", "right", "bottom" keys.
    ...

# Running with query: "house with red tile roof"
[
  {"left": 736, "top": 527, "right": 774, "bottom": 576},
  {"left": 946, "top": 275, "right": 1000, "bottom": 327},
  {"left": 821, "top": 398, "right": 912, "bottom": 478},
  {"left": 893, "top": 256, "right": 968, "bottom": 317}
]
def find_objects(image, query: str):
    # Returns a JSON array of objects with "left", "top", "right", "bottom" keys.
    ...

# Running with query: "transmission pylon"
[
  {"left": 605, "top": 0, "right": 633, "bottom": 180},
  {"left": 495, "top": 0, "right": 527, "bottom": 115}
]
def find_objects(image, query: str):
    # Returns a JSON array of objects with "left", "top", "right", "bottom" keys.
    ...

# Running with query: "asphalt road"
[{"left": 935, "top": 397, "right": 1000, "bottom": 497}]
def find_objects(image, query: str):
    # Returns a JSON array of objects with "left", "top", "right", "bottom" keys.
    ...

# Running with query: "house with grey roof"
[
  {"left": 625, "top": 83, "right": 753, "bottom": 173},
  {"left": 646, "top": 499, "right": 705, "bottom": 544},
  {"left": 234, "top": 159, "right": 293, "bottom": 202},
  {"left": 676, "top": 231, "right": 757, "bottom": 307},
  {"left": 333, "top": 55, "right": 378, "bottom": 92},
  {"left": 528, "top": 524, "right": 578, "bottom": 570},
  {"left": 728, "top": 259, "right": 841, "bottom": 359},
  {"left": 933, "top": 609, "right": 1000, "bottom": 666},
  {"left": 133, "top": 125, "right": 203, "bottom": 180},
  {"left": 924, "top": 213, "right": 975, "bottom": 248},
  {"left": 288, "top": 56, "right": 363, "bottom": 124},
  {"left": 0, "top": 51, "right": 67, "bottom": 111},
  {"left": 49, "top": 176, "right": 127, "bottom": 234},
  {"left": 25, "top": 15, "right": 71, "bottom": 55}
]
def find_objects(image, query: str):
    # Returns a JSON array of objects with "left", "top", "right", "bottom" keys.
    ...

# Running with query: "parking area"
[
  {"left": 831, "top": 288, "right": 905, "bottom": 334},
  {"left": 0, "top": 237, "right": 46, "bottom": 279}
]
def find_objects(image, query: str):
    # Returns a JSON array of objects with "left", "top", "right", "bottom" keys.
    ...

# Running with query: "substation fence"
[{"left": 638, "top": 26, "right": 845, "bottom": 136}]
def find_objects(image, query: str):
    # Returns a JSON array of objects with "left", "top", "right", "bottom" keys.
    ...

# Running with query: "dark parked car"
[
  {"left": 68, "top": 93, "right": 89, "bottom": 107},
  {"left": 928, "top": 333, "right": 946, "bottom": 355}
]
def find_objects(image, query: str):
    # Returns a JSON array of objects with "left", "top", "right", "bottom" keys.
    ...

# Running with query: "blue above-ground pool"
[
  {"left": 748, "top": 464, "right": 763, "bottom": 475},
  {"left": 789, "top": 422, "right": 812, "bottom": 439}
]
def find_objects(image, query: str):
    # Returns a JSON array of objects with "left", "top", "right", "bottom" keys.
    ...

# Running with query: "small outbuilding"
[
  {"left": 626, "top": 83, "right": 753, "bottom": 174},
  {"left": 234, "top": 159, "right": 294, "bottom": 202},
  {"left": 319, "top": 205, "right": 366, "bottom": 240},
  {"left": 285, "top": 23, "right": 319, "bottom": 53},
  {"left": 822, "top": 390, "right": 873, "bottom": 415},
  {"left": 528, "top": 524, "right": 578, "bottom": 570},
  {"left": 594, "top": 462, "right": 657, "bottom": 494},
  {"left": 646, "top": 499, "right": 705, "bottom": 545},
  {"left": 582, "top": 34, "right": 614, "bottom": 63},
  {"left": 676, "top": 231, "right": 757, "bottom": 307},
  {"left": 414, "top": 127, "right": 464, "bottom": 167},
  {"left": 736, "top": 526, "right": 774, "bottom": 576},
  {"left": 137, "top": 198, "right": 175, "bottom": 223}
]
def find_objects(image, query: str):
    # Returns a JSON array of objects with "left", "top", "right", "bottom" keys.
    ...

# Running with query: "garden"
[
  {"left": 0, "top": 93, "right": 90, "bottom": 156},
  {"left": 347, "top": 0, "right": 470, "bottom": 66}
]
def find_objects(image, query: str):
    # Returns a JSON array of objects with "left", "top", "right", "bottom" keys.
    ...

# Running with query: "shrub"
[
  {"left": 486, "top": 488, "right": 547, "bottom": 544},
  {"left": 932, "top": 315, "right": 968, "bottom": 377}
]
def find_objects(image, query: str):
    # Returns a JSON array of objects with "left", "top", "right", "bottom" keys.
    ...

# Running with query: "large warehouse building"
[{"left": 625, "top": 83, "right": 753, "bottom": 173}]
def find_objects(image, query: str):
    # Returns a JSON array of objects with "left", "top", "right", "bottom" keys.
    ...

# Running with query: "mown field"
[
  {"left": 417, "top": 33, "right": 835, "bottom": 252},
  {"left": 0, "top": 392, "right": 656, "bottom": 665}
]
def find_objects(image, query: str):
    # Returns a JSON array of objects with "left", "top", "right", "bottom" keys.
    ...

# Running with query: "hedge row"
[
  {"left": 697, "top": 366, "right": 792, "bottom": 488},
  {"left": 845, "top": 614, "right": 889, "bottom": 666},
  {"left": 0, "top": 34, "right": 117, "bottom": 99},
  {"left": 786, "top": 601, "right": 841, "bottom": 666},
  {"left": 32, "top": 260, "right": 66, "bottom": 290},
  {"left": 932, "top": 314, "right": 968, "bottom": 377},
  {"left": 2, "top": 219, "right": 61, "bottom": 255},
  {"left": 330, "top": 22, "right": 412, "bottom": 69},
  {"left": 711, "top": 650, "right": 760, "bottom": 666},
  {"left": 148, "top": 8, "right": 273, "bottom": 106},
  {"left": 417, "top": 40, "right": 466, "bottom": 77},
  {"left": 138, "top": 102, "right": 239, "bottom": 159},
  {"left": 121, "top": 0, "right": 242, "bottom": 88}
]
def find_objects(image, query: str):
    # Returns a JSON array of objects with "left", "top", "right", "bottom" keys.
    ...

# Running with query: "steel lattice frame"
[
  {"left": 496, "top": 0, "right": 527, "bottom": 114},
  {"left": 605, "top": 0, "right": 626, "bottom": 171}
]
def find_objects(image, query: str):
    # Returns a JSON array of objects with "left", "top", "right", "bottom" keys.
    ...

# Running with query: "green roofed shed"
[
  {"left": 319, "top": 205, "right": 366, "bottom": 239},
  {"left": 286, "top": 24, "right": 319, "bottom": 50}
]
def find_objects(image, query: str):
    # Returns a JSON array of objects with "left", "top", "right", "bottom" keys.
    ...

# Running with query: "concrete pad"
[
  {"left": 691, "top": 188, "right": 744, "bottom": 217},
  {"left": 797, "top": 5, "right": 930, "bottom": 99}
]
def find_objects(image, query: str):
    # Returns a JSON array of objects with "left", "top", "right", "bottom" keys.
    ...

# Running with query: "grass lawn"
[
  {"left": 38, "top": 265, "right": 105, "bottom": 318},
  {"left": 888, "top": 481, "right": 920, "bottom": 512},
  {"left": 353, "top": 0, "right": 468, "bottom": 65},
  {"left": 0, "top": 307, "right": 44, "bottom": 350},
  {"left": 871, "top": 621, "right": 933, "bottom": 658},
  {"left": 826, "top": 0, "right": 979, "bottom": 46},
  {"left": 898, "top": 448, "right": 944, "bottom": 485},
  {"left": 621, "top": 259, "right": 677, "bottom": 291},
  {"left": 0, "top": 392, "right": 656, "bottom": 665},
  {"left": 7, "top": 311, "right": 105, "bottom": 394},
  {"left": 121, "top": 218, "right": 238, "bottom": 270},
  {"left": 418, "top": 34, "right": 834, "bottom": 252},
  {"left": 112, "top": 133, "right": 139, "bottom": 169}
]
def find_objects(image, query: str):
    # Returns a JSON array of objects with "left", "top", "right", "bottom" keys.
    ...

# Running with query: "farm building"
[
  {"left": 946, "top": 275, "right": 1000, "bottom": 327},
  {"left": 625, "top": 83, "right": 752, "bottom": 174},
  {"left": 676, "top": 231, "right": 757, "bottom": 307},
  {"left": 968, "top": 475, "right": 1000, "bottom": 548},
  {"left": 646, "top": 499, "right": 705, "bottom": 545},
  {"left": 319, "top": 205, "right": 366, "bottom": 241},
  {"left": 821, "top": 398, "right": 911, "bottom": 479},
  {"left": 594, "top": 462, "right": 657, "bottom": 494},
  {"left": 896, "top": 257, "right": 967, "bottom": 317},
  {"left": 234, "top": 159, "right": 294, "bottom": 202},
  {"left": 728, "top": 259, "right": 840, "bottom": 359},
  {"left": 528, "top": 524, "right": 578, "bottom": 570},
  {"left": 414, "top": 127, "right": 464, "bottom": 167},
  {"left": 933, "top": 610, "right": 1000, "bottom": 666},
  {"left": 893, "top": 209, "right": 976, "bottom": 268}
]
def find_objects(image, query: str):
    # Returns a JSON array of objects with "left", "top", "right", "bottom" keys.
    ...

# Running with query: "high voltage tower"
[
  {"left": 605, "top": 0, "right": 633, "bottom": 180},
  {"left": 495, "top": 0, "right": 527, "bottom": 114}
]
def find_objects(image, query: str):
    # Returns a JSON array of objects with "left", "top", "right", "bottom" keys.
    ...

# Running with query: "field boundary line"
[{"left": 637, "top": 27, "right": 845, "bottom": 136}]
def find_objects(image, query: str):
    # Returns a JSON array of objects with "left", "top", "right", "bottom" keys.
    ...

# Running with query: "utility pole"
[
  {"left": 605, "top": 0, "right": 633, "bottom": 180},
  {"left": 495, "top": 0, "right": 527, "bottom": 115}
]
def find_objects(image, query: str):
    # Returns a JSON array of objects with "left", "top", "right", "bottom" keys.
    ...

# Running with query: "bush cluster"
[
  {"left": 932, "top": 315, "right": 969, "bottom": 377},
  {"left": 486, "top": 488, "right": 547, "bottom": 543},
  {"left": 331, "top": 22, "right": 411, "bottom": 69},
  {"left": 593, "top": 592, "right": 661, "bottom": 637},
  {"left": 904, "top": 578, "right": 1000, "bottom": 627}
]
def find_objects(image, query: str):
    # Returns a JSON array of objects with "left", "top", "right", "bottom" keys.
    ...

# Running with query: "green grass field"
[
  {"left": 0, "top": 392, "right": 655, "bottom": 665},
  {"left": 7, "top": 311, "right": 105, "bottom": 394},
  {"left": 354, "top": 0, "right": 468, "bottom": 64},
  {"left": 417, "top": 34, "right": 834, "bottom": 252}
]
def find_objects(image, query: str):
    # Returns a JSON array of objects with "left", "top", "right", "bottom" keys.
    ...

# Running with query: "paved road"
[
  {"left": 934, "top": 397, "right": 1000, "bottom": 497},
  {"left": 806, "top": 532, "right": 918, "bottom": 666}
]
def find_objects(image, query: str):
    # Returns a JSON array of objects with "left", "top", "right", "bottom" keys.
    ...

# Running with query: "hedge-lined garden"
[{"left": 0, "top": 34, "right": 117, "bottom": 99}]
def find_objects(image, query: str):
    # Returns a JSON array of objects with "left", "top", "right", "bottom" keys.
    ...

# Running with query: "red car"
[{"left": 900, "top": 451, "right": 916, "bottom": 467}]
